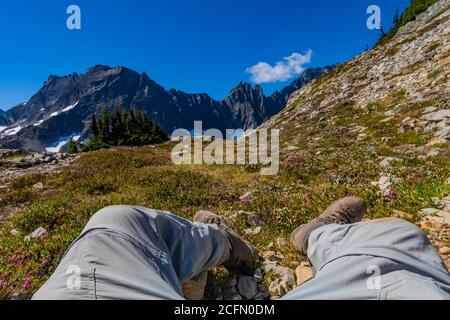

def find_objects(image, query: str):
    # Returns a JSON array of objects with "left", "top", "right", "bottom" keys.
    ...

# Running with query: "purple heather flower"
[{"left": 22, "top": 277, "right": 31, "bottom": 290}]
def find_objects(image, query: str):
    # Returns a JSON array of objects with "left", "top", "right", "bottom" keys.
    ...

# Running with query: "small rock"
[
  {"left": 237, "top": 276, "right": 258, "bottom": 300},
  {"left": 244, "top": 228, "right": 253, "bottom": 235},
  {"left": 273, "top": 266, "right": 295, "bottom": 278},
  {"left": 371, "top": 176, "right": 403, "bottom": 194},
  {"left": 224, "top": 276, "right": 238, "bottom": 288},
  {"left": 427, "top": 148, "right": 446, "bottom": 157},
  {"left": 426, "top": 137, "right": 448, "bottom": 147},
  {"left": 281, "top": 273, "right": 296, "bottom": 287},
  {"left": 257, "top": 284, "right": 268, "bottom": 292},
  {"left": 424, "top": 209, "right": 450, "bottom": 224},
  {"left": 263, "top": 260, "right": 278, "bottom": 272},
  {"left": 392, "top": 209, "right": 410, "bottom": 219},
  {"left": 275, "top": 252, "right": 285, "bottom": 260},
  {"left": 300, "top": 261, "right": 310, "bottom": 267},
  {"left": 439, "top": 247, "right": 450, "bottom": 255},
  {"left": 10, "top": 229, "right": 19, "bottom": 236},
  {"left": 295, "top": 266, "right": 314, "bottom": 286},
  {"left": 24, "top": 227, "right": 47, "bottom": 241},
  {"left": 245, "top": 226, "right": 262, "bottom": 235},
  {"left": 379, "top": 157, "right": 399, "bottom": 170},
  {"left": 262, "top": 251, "right": 276, "bottom": 260},
  {"left": 212, "top": 286, "right": 223, "bottom": 299},
  {"left": 223, "top": 287, "right": 239, "bottom": 299},
  {"left": 433, "top": 196, "right": 450, "bottom": 213},
  {"left": 253, "top": 268, "right": 263, "bottom": 283},
  {"left": 421, "top": 109, "right": 450, "bottom": 122},
  {"left": 357, "top": 133, "right": 367, "bottom": 141},
  {"left": 253, "top": 291, "right": 268, "bottom": 300},
  {"left": 32, "top": 182, "right": 44, "bottom": 190},
  {"left": 276, "top": 238, "right": 286, "bottom": 246},
  {"left": 399, "top": 117, "right": 417, "bottom": 133},
  {"left": 286, "top": 145, "right": 299, "bottom": 151},
  {"left": 420, "top": 208, "right": 440, "bottom": 216},
  {"left": 422, "top": 107, "right": 437, "bottom": 114},
  {"left": 279, "top": 280, "right": 290, "bottom": 293},
  {"left": 268, "top": 280, "right": 279, "bottom": 295},
  {"left": 269, "top": 281, "right": 285, "bottom": 297},
  {"left": 15, "top": 161, "right": 32, "bottom": 169},
  {"left": 239, "top": 191, "right": 254, "bottom": 202}
]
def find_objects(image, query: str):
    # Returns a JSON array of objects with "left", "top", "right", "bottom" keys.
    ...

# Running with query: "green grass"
[
  {"left": 1, "top": 110, "right": 449, "bottom": 298},
  {"left": 429, "top": 68, "right": 442, "bottom": 79},
  {"left": 394, "top": 88, "right": 408, "bottom": 100},
  {"left": 397, "top": 130, "right": 428, "bottom": 145}
]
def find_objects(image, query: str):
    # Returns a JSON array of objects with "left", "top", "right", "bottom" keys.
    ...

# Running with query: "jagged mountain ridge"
[
  {"left": 0, "top": 110, "right": 7, "bottom": 126},
  {"left": 0, "top": 65, "right": 332, "bottom": 151}
]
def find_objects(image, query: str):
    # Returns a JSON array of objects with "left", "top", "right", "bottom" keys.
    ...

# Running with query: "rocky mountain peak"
[
  {"left": 0, "top": 62, "right": 330, "bottom": 151},
  {"left": 227, "top": 82, "right": 264, "bottom": 104},
  {"left": 88, "top": 64, "right": 113, "bottom": 73}
]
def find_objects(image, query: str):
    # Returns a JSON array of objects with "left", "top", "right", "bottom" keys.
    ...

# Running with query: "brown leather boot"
[
  {"left": 193, "top": 210, "right": 260, "bottom": 275},
  {"left": 290, "top": 196, "right": 367, "bottom": 255}
]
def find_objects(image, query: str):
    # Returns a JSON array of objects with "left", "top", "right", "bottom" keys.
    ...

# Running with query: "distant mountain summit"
[
  {"left": 0, "top": 109, "right": 9, "bottom": 126},
  {"left": 0, "top": 65, "right": 332, "bottom": 151}
]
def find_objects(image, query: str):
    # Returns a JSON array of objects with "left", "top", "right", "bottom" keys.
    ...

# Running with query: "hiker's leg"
[
  {"left": 33, "top": 205, "right": 230, "bottom": 300},
  {"left": 283, "top": 218, "right": 450, "bottom": 300}
]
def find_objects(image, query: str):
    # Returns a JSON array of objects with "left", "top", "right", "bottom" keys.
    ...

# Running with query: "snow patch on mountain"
[
  {"left": 62, "top": 101, "right": 79, "bottom": 113},
  {"left": 34, "top": 120, "right": 44, "bottom": 127},
  {"left": 45, "top": 133, "right": 81, "bottom": 153},
  {"left": 2, "top": 126, "right": 23, "bottom": 136}
]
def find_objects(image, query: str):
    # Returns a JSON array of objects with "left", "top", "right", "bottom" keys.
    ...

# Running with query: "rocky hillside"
[
  {"left": 0, "top": 65, "right": 332, "bottom": 152},
  {"left": 262, "top": 0, "right": 449, "bottom": 143}
]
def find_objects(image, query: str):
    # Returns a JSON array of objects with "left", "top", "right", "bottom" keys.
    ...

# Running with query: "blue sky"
[{"left": 0, "top": 0, "right": 410, "bottom": 110}]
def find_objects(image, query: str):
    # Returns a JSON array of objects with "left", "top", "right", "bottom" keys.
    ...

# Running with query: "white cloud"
[{"left": 246, "top": 50, "right": 312, "bottom": 84}]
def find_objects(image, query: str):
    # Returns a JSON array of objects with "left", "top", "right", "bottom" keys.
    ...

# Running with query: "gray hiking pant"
[{"left": 33, "top": 205, "right": 450, "bottom": 300}]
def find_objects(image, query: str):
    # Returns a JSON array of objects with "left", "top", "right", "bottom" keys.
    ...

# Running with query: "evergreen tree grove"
[
  {"left": 375, "top": 0, "right": 439, "bottom": 47},
  {"left": 82, "top": 108, "right": 167, "bottom": 151}
]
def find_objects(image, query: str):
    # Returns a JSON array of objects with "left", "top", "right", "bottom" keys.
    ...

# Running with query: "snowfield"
[
  {"left": 62, "top": 101, "right": 79, "bottom": 113},
  {"left": 45, "top": 133, "right": 81, "bottom": 153},
  {"left": 34, "top": 120, "right": 44, "bottom": 127},
  {"left": 2, "top": 126, "right": 23, "bottom": 136}
]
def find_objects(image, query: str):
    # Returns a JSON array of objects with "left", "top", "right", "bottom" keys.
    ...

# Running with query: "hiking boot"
[
  {"left": 290, "top": 196, "right": 367, "bottom": 255},
  {"left": 193, "top": 210, "right": 260, "bottom": 274}
]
